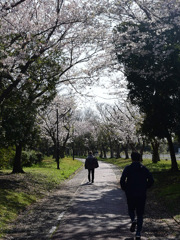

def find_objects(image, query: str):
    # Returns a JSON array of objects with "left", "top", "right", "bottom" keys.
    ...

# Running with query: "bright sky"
[
  {"left": 77, "top": 86, "right": 118, "bottom": 109},
  {"left": 58, "top": 73, "right": 128, "bottom": 111}
]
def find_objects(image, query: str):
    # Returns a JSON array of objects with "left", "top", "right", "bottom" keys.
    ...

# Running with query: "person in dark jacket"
[
  {"left": 85, "top": 151, "right": 99, "bottom": 183},
  {"left": 120, "top": 152, "right": 154, "bottom": 240}
]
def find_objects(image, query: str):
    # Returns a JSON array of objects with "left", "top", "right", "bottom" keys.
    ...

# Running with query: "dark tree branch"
[{"left": 1, "top": 0, "right": 27, "bottom": 11}]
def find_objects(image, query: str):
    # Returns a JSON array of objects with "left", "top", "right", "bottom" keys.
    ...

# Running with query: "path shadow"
[
  {"left": 80, "top": 182, "right": 92, "bottom": 186},
  {"left": 52, "top": 187, "right": 130, "bottom": 239}
]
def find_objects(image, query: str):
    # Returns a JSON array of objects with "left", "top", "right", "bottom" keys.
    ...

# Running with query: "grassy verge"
[
  {"left": 100, "top": 157, "right": 180, "bottom": 222},
  {"left": 0, "top": 156, "right": 83, "bottom": 237}
]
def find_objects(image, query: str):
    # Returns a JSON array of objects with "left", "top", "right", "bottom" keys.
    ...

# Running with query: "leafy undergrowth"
[
  {"left": 100, "top": 157, "right": 180, "bottom": 222},
  {"left": 0, "top": 156, "right": 83, "bottom": 237}
]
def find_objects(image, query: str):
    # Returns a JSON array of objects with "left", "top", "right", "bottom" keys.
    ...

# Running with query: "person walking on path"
[
  {"left": 85, "top": 151, "right": 99, "bottom": 183},
  {"left": 120, "top": 151, "right": 154, "bottom": 240}
]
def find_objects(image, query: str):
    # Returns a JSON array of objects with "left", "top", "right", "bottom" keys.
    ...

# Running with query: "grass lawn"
[
  {"left": 100, "top": 157, "right": 180, "bottom": 222},
  {"left": 0, "top": 156, "right": 83, "bottom": 237}
]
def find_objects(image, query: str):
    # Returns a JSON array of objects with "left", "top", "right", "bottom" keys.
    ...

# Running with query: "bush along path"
[{"left": 1, "top": 159, "right": 180, "bottom": 240}]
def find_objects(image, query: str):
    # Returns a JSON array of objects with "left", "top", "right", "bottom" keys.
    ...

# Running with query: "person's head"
[
  {"left": 131, "top": 152, "right": 141, "bottom": 162},
  {"left": 88, "top": 151, "right": 93, "bottom": 155}
]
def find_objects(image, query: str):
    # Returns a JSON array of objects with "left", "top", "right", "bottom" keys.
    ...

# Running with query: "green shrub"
[
  {"left": 0, "top": 147, "right": 15, "bottom": 169},
  {"left": 21, "top": 150, "right": 43, "bottom": 167}
]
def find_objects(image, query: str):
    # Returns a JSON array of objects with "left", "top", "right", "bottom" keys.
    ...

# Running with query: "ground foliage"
[{"left": 0, "top": 156, "right": 83, "bottom": 237}]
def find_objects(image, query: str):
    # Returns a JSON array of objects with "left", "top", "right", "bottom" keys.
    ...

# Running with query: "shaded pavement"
[
  {"left": 52, "top": 160, "right": 130, "bottom": 240},
  {"left": 3, "top": 159, "right": 180, "bottom": 240}
]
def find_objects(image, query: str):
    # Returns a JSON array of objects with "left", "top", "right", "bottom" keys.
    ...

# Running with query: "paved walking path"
[
  {"left": 3, "top": 159, "right": 180, "bottom": 240},
  {"left": 52, "top": 160, "right": 130, "bottom": 240}
]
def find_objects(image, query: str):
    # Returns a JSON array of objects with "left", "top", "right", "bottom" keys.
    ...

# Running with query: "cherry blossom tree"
[
  {"left": 72, "top": 108, "right": 99, "bottom": 156},
  {"left": 0, "top": 0, "right": 115, "bottom": 172},
  {"left": 39, "top": 95, "right": 77, "bottom": 167},
  {"left": 3, "top": 0, "right": 179, "bottom": 172},
  {"left": 0, "top": 0, "right": 117, "bottom": 104},
  {"left": 97, "top": 101, "right": 144, "bottom": 159}
]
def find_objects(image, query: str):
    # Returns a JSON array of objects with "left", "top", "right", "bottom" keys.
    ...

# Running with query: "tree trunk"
[
  {"left": 60, "top": 131, "right": 70, "bottom": 159},
  {"left": 123, "top": 144, "right": 129, "bottom": 159},
  {"left": 109, "top": 138, "right": 114, "bottom": 158},
  {"left": 166, "top": 132, "right": 179, "bottom": 171},
  {"left": 100, "top": 149, "right": 103, "bottom": 158},
  {"left": 103, "top": 151, "right": 107, "bottom": 158},
  {"left": 110, "top": 147, "right": 114, "bottom": 158},
  {"left": 12, "top": 143, "right": 24, "bottom": 173},
  {"left": 56, "top": 142, "right": 60, "bottom": 169},
  {"left": 124, "top": 148, "right": 129, "bottom": 159},
  {"left": 116, "top": 143, "right": 121, "bottom": 158},
  {"left": 139, "top": 140, "right": 145, "bottom": 161},
  {"left": 151, "top": 140, "right": 160, "bottom": 163},
  {"left": 102, "top": 146, "right": 107, "bottom": 158}
]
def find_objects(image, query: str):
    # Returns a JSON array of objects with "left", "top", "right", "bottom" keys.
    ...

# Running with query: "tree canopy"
[
  {"left": 0, "top": 0, "right": 180, "bottom": 172},
  {"left": 114, "top": 0, "right": 180, "bottom": 170}
]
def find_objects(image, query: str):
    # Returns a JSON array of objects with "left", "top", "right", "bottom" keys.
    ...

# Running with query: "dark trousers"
[
  {"left": 88, "top": 169, "right": 94, "bottom": 182},
  {"left": 126, "top": 195, "right": 146, "bottom": 236}
]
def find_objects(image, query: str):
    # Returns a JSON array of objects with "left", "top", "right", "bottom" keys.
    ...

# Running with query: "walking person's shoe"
[
  {"left": 135, "top": 230, "right": 141, "bottom": 239},
  {"left": 130, "top": 220, "right": 137, "bottom": 232}
]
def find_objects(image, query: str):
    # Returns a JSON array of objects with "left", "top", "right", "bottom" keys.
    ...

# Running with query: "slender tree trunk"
[
  {"left": 116, "top": 142, "right": 121, "bottom": 158},
  {"left": 12, "top": 143, "right": 24, "bottom": 173},
  {"left": 109, "top": 138, "right": 114, "bottom": 158},
  {"left": 56, "top": 141, "right": 60, "bottom": 169},
  {"left": 59, "top": 131, "right": 70, "bottom": 159},
  {"left": 110, "top": 146, "right": 114, "bottom": 158},
  {"left": 139, "top": 140, "right": 145, "bottom": 161},
  {"left": 100, "top": 149, "right": 103, "bottom": 158},
  {"left": 123, "top": 144, "right": 129, "bottom": 159},
  {"left": 166, "top": 132, "right": 178, "bottom": 171},
  {"left": 102, "top": 146, "right": 107, "bottom": 158},
  {"left": 124, "top": 149, "right": 129, "bottom": 159},
  {"left": 151, "top": 140, "right": 160, "bottom": 163},
  {"left": 103, "top": 151, "right": 107, "bottom": 158}
]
